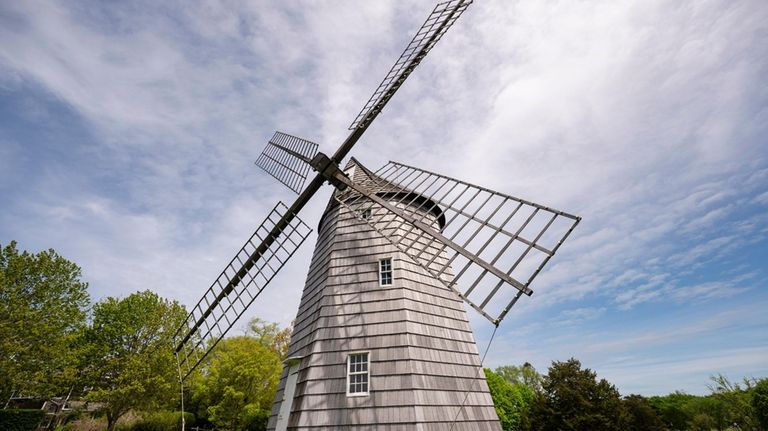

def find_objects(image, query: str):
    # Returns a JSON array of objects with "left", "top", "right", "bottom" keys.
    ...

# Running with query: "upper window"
[
  {"left": 347, "top": 352, "right": 370, "bottom": 396},
  {"left": 379, "top": 258, "right": 393, "bottom": 286}
]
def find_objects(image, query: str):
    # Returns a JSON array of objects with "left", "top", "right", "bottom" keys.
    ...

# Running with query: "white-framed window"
[
  {"left": 347, "top": 352, "right": 370, "bottom": 396},
  {"left": 379, "top": 257, "right": 393, "bottom": 286}
]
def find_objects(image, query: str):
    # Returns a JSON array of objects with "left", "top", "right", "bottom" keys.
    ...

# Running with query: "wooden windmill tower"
[{"left": 174, "top": 1, "right": 580, "bottom": 430}]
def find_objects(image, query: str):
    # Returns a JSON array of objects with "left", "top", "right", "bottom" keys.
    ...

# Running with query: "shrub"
[
  {"left": 128, "top": 411, "right": 194, "bottom": 431},
  {"left": 0, "top": 409, "right": 46, "bottom": 431},
  {"left": 59, "top": 416, "right": 106, "bottom": 431}
]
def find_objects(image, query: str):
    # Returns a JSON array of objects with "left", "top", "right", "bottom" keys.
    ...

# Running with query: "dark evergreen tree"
[
  {"left": 623, "top": 394, "right": 666, "bottom": 431},
  {"left": 528, "top": 358, "right": 627, "bottom": 431}
]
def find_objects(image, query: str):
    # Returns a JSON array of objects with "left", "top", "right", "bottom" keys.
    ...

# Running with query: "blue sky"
[{"left": 1, "top": 0, "right": 766, "bottom": 396}]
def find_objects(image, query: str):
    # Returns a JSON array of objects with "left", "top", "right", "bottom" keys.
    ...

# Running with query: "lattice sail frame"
[
  {"left": 173, "top": 202, "right": 312, "bottom": 379},
  {"left": 255, "top": 132, "right": 319, "bottom": 194},
  {"left": 349, "top": 0, "right": 473, "bottom": 130},
  {"left": 336, "top": 161, "right": 580, "bottom": 325}
]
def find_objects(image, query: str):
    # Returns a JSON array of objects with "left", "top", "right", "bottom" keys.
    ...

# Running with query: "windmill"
[{"left": 174, "top": 1, "right": 580, "bottom": 430}]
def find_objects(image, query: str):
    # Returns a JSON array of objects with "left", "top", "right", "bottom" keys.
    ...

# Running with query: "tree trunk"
[{"left": 106, "top": 409, "right": 120, "bottom": 431}]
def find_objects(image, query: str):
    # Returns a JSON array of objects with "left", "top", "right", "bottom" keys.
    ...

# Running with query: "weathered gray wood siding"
[{"left": 267, "top": 160, "right": 501, "bottom": 430}]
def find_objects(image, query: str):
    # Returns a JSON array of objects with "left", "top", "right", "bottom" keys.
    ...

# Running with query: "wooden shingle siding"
[
  {"left": 267, "top": 160, "right": 501, "bottom": 430},
  {"left": 298, "top": 346, "right": 481, "bottom": 367},
  {"left": 291, "top": 389, "right": 493, "bottom": 410},
  {"left": 300, "top": 360, "right": 487, "bottom": 381},
  {"left": 300, "top": 332, "right": 479, "bottom": 355}
]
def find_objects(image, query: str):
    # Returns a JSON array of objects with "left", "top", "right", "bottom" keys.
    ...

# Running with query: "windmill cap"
[{"left": 318, "top": 158, "right": 446, "bottom": 230}]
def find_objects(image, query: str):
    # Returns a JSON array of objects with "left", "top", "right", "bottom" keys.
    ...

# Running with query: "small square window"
[
  {"left": 379, "top": 258, "right": 393, "bottom": 286},
  {"left": 347, "top": 352, "right": 370, "bottom": 396}
]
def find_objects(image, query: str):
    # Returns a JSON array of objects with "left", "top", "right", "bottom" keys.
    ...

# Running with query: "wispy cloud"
[{"left": 552, "top": 307, "right": 607, "bottom": 326}]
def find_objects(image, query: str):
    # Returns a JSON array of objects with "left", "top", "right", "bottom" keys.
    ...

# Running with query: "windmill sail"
[
  {"left": 173, "top": 201, "right": 312, "bottom": 379},
  {"left": 337, "top": 160, "right": 580, "bottom": 325},
  {"left": 348, "top": 0, "right": 473, "bottom": 130},
  {"left": 255, "top": 132, "right": 319, "bottom": 194}
]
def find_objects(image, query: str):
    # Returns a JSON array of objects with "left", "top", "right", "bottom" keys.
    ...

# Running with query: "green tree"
[
  {"left": 529, "top": 358, "right": 627, "bottom": 431},
  {"left": 495, "top": 363, "right": 543, "bottom": 393},
  {"left": 750, "top": 379, "right": 768, "bottom": 430},
  {"left": 753, "top": 378, "right": 768, "bottom": 431},
  {"left": 485, "top": 368, "right": 534, "bottom": 431},
  {"left": 689, "top": 412, "right": 717, "bottom": 431},
  {"left": 83, "top": 290, "right": 186, "bottom": 431},
  {"left": 0, "top": 241, "right": 90, "bottom": 398},
  {"left": 708, "top": 374, "right": 761, "bottom": 430},
  {"left": 686, "top": 394, "right": 729, "bottom": 431},
  {"left": 623, "top": 394, "right": 666, "bottom": 431},
  {"left": 246, "top": 317, "right": 292, "bottom": 359},
  {"left": 191, "top": 330, "right": 283, "bottom": 431},
  {"left": 649, "top": 391, "right": 697, "bottom": 430}
]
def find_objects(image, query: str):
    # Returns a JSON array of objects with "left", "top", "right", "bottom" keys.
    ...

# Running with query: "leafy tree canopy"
[
  {"left": 753, "top": 378, "right": 768, "bottom": 430},
  {"left": 485, "top": 368, "right": 535, "bottom": 431},
  {"left": 623, "top": 394, "right": 665, "bottom": 431},
  {"left": 707, "top": 373, "right": 763, "bottom": 430},
  {"left": 84, "top": 290, "right": 186, "bottom": 431},
  {"left": 495, "top": 363, "right": 543, "bottom": 393},
  {"left": 649, "top": 391, "right": 698, "bottom": 430},
  {"left": 192, "top": 319, "right": 285, "bottom": 431},
  {"left": 529, "top": 358, "right": 627, "bottom": 431},
  {"left": 246, "top": 317, "right": 292, "bottom": 359},
  {"left": 0, "top": 241, "right": 90, "bottom": 397}
]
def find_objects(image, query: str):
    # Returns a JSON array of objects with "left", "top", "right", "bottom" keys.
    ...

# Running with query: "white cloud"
[{"left": 553, "top": 306, "right": 607, "bottom": 326}]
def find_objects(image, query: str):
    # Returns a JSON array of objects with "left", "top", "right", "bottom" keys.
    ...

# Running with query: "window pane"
[
  {"left": 348, "top": 353, "right": 370, "bottom": 394},
  {"left": 379, "top": 259, "right": 393, "bottom": 286}
]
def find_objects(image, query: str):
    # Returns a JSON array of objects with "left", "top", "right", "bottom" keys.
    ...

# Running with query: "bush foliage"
[
  {"left": 124, "top": 411, "right": 195, "bottom": 431},
  {"left": 0, "top": 409, "right": 46, "bottom": 431}
]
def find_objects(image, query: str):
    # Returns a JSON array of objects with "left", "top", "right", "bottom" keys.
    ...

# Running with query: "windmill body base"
[{"left": 268, "top": 161, "right": 501, "bottom": 430}]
